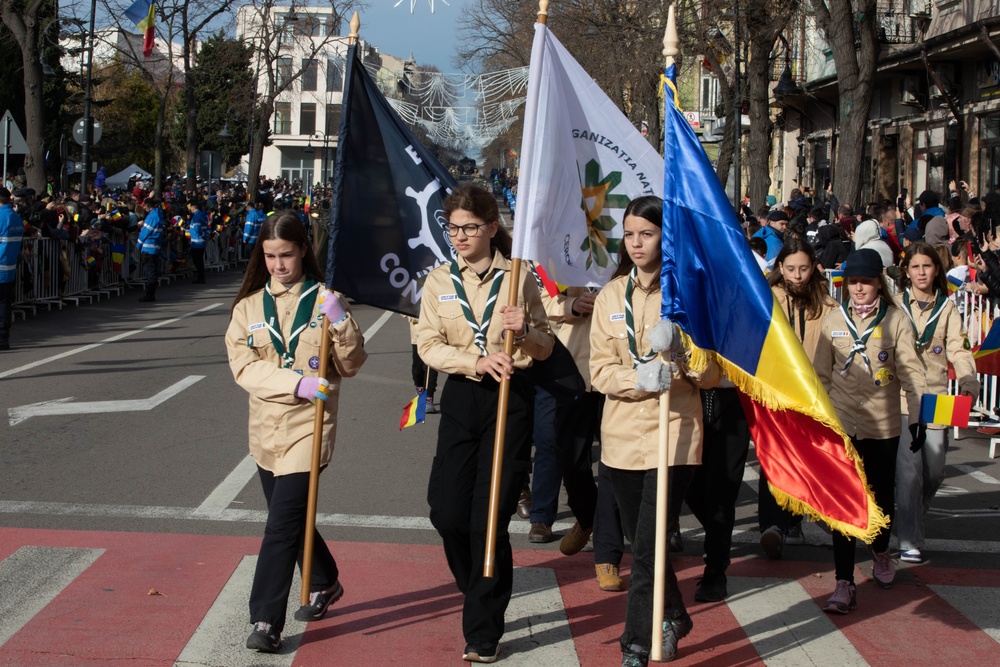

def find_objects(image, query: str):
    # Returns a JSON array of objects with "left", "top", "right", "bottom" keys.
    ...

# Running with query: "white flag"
[{"left": 511, "top": 23, "right": 664, "bottom": 288}]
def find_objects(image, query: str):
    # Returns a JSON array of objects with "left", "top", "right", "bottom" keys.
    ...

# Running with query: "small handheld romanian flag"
[
  {"left": 829, "top": 270, "right": 844, "bottom": 289},
  {"left": 399, "top": 392, "right": 427, "bottom": 429},
  {"left": 919, "top": 394, "right": 973, "bottom": 428},
  {"left": 947, "top": 274, "right": 963, "bottom": 294}
]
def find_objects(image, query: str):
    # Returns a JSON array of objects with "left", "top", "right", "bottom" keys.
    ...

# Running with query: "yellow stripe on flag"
[{"left": 933, "top": 395, "right": 955, "bottom": 426}]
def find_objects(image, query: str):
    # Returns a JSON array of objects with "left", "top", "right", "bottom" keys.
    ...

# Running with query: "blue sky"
[{"left": 355, "top": 0, "right": 466, "bottom": 72}]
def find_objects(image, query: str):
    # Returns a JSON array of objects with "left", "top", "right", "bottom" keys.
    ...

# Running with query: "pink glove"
[
  {"left": 295, "top": 377, "right": 330, "bottom": 401},
  {"left": 319, "top": 289, "right": 346, "bottom": 323}
]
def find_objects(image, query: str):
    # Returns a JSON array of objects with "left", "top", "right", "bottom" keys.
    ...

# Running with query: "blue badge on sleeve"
[
  {"left": 309, "top": 356, "right": 320, "bottom": 370},
  {"left": 878, "top": 351, "right": 888, "bottom": 362}
]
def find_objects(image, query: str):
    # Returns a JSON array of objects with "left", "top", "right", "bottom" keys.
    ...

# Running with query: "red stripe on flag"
[{"left": 741, "top": 395, "right": 876, "bottom": 532}]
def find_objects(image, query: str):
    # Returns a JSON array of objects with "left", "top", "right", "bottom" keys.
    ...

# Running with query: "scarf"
[
  {"left": 263, "top": 278, "right": 320, "bottom": 369},
  {"left": 450, "top": 258, "right": 505, "bottom": 356},
  {"left": 838, "top": 297, "right": 889, "bottom": 376}
]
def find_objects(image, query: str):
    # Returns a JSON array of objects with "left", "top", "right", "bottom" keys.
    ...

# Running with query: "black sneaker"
[
  {"left": 669, "top": 609, "right": 693, "bottom": 640},
  {"left": 694, "top": 572, "right": 728, "bottom": 602},
  {"left": 246, "top": 621, "right": 282, "bottom": 652},
  {"left": 668, "top": 530, "right": 684, "bottom": 553},
  {"left": 621, "top": 643, "right": 649, "bottom": 667},
  {"left": 463, "top": 642, "right": 500, "bottom": 663},
  {"left": 294, "top": 580, "right": 344, "bottom": 621},
  {"left": 660, "top": 617, "right": 679, "bottom": 662}
]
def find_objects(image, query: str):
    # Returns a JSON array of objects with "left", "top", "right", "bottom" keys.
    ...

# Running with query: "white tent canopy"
[{"left": 104, "top": 164, "right": 152, "bottom": 188}]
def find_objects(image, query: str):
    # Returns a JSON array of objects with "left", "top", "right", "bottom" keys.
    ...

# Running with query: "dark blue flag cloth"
[{"left": 327, "top": 44, "right": 457, "bottom": 316}]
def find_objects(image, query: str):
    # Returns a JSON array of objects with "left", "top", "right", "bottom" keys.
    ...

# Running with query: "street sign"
[
  {"left": 1, "top": 110, "right": 29, "bottom": 154},
  {"left": 684, "top": 111, "right": 701, "bottom": 129},
  {"left": 72, "top": 117, "right": 103, "bottom": 146}
]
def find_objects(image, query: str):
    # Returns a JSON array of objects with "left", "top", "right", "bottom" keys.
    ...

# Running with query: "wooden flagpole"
[
  {"left": 650, "top": 5, "right": 678, "bottom": 661},
  {"left": 300, "top": 11, "right": 361, "bottom": 606},
  {"left": 483, "top": 0, "right": 549, "bottom": 580}
]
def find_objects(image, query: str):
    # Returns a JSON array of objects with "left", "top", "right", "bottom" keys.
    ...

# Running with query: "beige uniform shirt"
[
  {"left": 814, "top": 302, "right": 924, "bottom": 440},
  {"left": 771, "top": 284, "right": 838, "bottom": 362},
  {"left": 225, "top": 278, "right": 367, "bottom": 475},
  {"left": 900, "top": 294, "right": 979, "bottom": 429},
  {"left": 417, "top": 253, "right": 554, "bottom": 379},
  {"left": 590, "top": 274, "right": 721, "bottom": 471},
  {"left": 540, "top": 286, "right": 595, "bottom": 390}
]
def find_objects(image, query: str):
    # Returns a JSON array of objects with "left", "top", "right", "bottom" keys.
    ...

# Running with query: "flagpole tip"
[
  {"left": 663, "top": 4, "right": 679, "bottom": 67},
  {"left": 537, "top": 0, "right": 549, "bottom": 24},
  {"left": 348, "top": 11, "right": 360, "bottom": 44}
]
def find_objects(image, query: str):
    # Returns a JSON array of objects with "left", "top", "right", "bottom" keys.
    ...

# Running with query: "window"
[
  {"left": 326, "top": 104, "right": 341, "bottom": 135},
  {"left": 979, "top": 115, "right": 1000, "bottom": 196},
  {"left": 300, "top": 103, "right": 316, "bottom": 136},
  {"left": 326, "top": 14, "right": 341, "bottom": 35},
  {"left": 297, "top": 15, "right": 322, "bottom": 36},
  {"left": 302, "top": 59, "right": 317, "bottom": 91},
  {"left": 912, "top": 124, "right": 947, "bottom": 199},
  {"left": 327, "top": 58, "right": 343, "bottom": 92},
  {"left": 274, "top": 102, "right": 292, "bottom": 134},
  {"left": 276, "top": 57, "right": 293, "bottom": 89}
]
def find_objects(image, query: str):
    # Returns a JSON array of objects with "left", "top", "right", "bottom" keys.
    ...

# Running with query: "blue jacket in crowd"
[
  {"left": 752, "top": 225, "right": 784, "bottom": 264},
  {"left": 244, "top": 207, "right": 267, "bottom": 245},
  {"left": 0, "top": 203, "right": 24, "bottom": 284},
  {"left": 138, "top": 206, "right": 164, "bottom": 255},
  {"left": 189, "top": 210, "right": 209, "bottom": 249}
]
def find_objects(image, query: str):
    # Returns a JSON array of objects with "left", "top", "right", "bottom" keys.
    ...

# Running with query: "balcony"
[{"left": 878, "top": 0, "right": 924, "bottom": 44}]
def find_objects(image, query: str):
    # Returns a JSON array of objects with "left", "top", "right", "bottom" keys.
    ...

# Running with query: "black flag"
[{"left": 327, "top": 45, "right": 457, "bottom": 316}]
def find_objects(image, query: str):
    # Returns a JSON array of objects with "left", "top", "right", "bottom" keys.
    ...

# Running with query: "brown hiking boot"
[
  {"left": 595, "top": 563, "right": 623, "bottom": 591},
  {"left": 559, "top": 521, "right": 593, "bottom": 555}
]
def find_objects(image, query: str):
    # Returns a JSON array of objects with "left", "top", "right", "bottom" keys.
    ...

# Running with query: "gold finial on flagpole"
[
  {"left": 348, "top": 11, "right": 360, "bottom": 45},
  {"left": 663, "top": 4, "right": 678, "bottom": 68},
  {"left": 538, "top": 0, "right": 549, "bottom": 25}
]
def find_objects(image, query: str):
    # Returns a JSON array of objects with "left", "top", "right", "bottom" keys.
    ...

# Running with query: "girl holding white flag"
[{"left": 590, "top": 195, "right": 720, "bottom": 666}]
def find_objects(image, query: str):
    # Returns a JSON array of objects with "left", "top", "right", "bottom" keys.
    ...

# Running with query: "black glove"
[{"left": 909, "top": 423, "right": 927, "bottom": 453}]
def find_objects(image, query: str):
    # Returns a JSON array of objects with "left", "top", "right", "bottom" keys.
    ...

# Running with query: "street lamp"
[{"left": 80, "top": 0, "right": 98, "bottom": 195}]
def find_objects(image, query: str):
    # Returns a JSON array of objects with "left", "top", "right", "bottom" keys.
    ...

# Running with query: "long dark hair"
[
  {"left": 767, "top": 237, "right": 829, "bottom": 319},
  {"left": 611, "top": 195, "right": 662, "bottom": 280},
  {"left": 231, "top": 212, "right": 324, "bottom": 313},
  {"left": 899, "top": 240, "right": 949, "bottom": 295},
  {"left": 443, "top": 184, "right": 512, "bottom": 259}
]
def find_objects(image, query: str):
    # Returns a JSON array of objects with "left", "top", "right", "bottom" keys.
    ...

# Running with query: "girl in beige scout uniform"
[
  {"left": 226, "top": 212, "right": 367, "bottom": 652},
  {"left": 417, "top": 185, "right": 553, "bottom": 664},
  {"left": 758, "top": 238, "right": 840, "bottom": 558},
  {"left": 814, "top": 248, "right": 925, "bottom": 615},
  {"left": 590, "top": 195, "right": 720, "bottom": 667},
  {"left": 895, "top": 241, "right": 979, "bottom": 564}
]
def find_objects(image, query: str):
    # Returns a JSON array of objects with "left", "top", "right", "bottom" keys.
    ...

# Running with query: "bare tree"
[
  {"left": 0, "top": 0, "right": 53, "bottom": 192},
  {"left": 810, "top": 0, "right": 880, "bottom": 208}
]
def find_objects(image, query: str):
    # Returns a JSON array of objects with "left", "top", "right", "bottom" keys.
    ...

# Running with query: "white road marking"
[
  {"left": 0, "top": 302, "right": 224, "bottom": 380},
  {"left": 504, "top": 567, "right": 580, "bottom": 666},
  {"left": 192, "top": 455, "right": 259, "bottom": 518},
  {"left": 173, "top": 555, "right": 306, "bottom": 667},
  {"left": 930, "top": 585, "right": 1000, "bottom": 645},
  {"left": 0, "top": 546, "right": 104, "bottom": 648},
  {"left": 8, "top": 375, "right": 205, "bottom": 426},
  {"left": 726, "top": 576, "right": 868, "bottom": 666},
  {"left": 952, "top": 463, "right": 1000, "bottom": 485},
  {"left": 362, "top": 309, "right": 393, "bottom": 340}
]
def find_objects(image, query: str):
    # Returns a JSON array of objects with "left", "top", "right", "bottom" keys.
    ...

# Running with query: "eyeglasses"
[{"left": 447, "top": 222, "right": 489, "bottom": 237}]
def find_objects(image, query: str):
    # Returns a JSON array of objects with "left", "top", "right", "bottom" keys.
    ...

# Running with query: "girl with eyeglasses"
[{"left": 416, "top": 184, "right": 554, "bottom": 663}]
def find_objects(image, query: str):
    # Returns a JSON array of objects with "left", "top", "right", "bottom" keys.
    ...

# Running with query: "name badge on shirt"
[
  {"left": 831, "top": 330, "right": 849, "bottom": 337},
  {"left": 249, "top": 322, "right": 266, "bottom": 332},
  {"left": 439, "top": 293, "right": 458, "bottom": 302},
  {"left": 610, "top": 313, "right": 626, "bottom": 322}
]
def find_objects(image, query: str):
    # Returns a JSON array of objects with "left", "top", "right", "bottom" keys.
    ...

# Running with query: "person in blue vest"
[
  {"left": 187, "top": 199, "right": 209, "bottom": 284},
  {"left": 137, "top": 197, "right": 164, "bottom": 303},
  {"left": 244, "top": 200, "right": 267, "bottom": 246},
  {"left": 0, "top": 187, "right": 25, "bottom": 350},
  {"left": 751, "top": 210, "right": 788, "bottom": 268}
]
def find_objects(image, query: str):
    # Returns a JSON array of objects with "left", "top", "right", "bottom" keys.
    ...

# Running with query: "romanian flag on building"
[
  {"left": 124, "top": 0, "right": 156, "bottom": 58},
  {"left": 919, "top": 394, "right": 973, "bottom": 428},
  {"left": 110, "top": 243, "right": 125, "bottom": 273},
  {"left": 659, "top": 62, "right": 887, "bottom": 541},
  {"left": 974, "top": 319, "right": 1000, "bottom": 375},
  {"left": 399, "top": 392, "right": 426, "bottom": 429}
]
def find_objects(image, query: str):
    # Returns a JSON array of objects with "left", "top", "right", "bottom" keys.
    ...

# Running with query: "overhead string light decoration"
[{"left": 363, "top": 62, "right": 530, "bottom": 151}]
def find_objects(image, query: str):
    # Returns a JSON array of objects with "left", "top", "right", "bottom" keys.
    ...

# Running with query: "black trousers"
[
  {"left": 593, "top": 461, "right": 624, "bottom": 565},
  {"left": 0, "top": 281, "right": 13, "bottom": 345},
  {"left": 411, "top": 344, "right": 439, "bottom": 396},
  {"left": 428, "top": 374, "right": 532, "bottom": 647},
  {"left": 190, "top": 247, "right": 206, "bottom": 282},
  {"left": 833, "top": 435, "right": 898, "bottom": 582},
  {"left": 685, "top": 388, "right": 751, "bottom": 577},
  {"left": 249, "top": 467, "right": 339, "bottom": 633},
  {"left": 141, "top": 254, "right": 158, "bottom": 299}
]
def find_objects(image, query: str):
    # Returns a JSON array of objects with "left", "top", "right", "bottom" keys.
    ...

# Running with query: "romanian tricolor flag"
[
  {"left": 828, "top": 270, "right": 844, "bottom": 288},
  {"left": 399, "top": 392, "right": 426, "bottom": 429},
  {"left": 534, "top": 263, "right": 564, "bottom": 298},
  {"left": 124, "top": 0, "right": 156, "bottom": 58},
  {"left": 659, "top": 61, "right": 886, "bottom": 541},
  {"left": 973, "top": 320, "right": 1000, "bottom": 375},
  {"left": 947, "top": 274, "right": 964, "bottom": 295},
  {"left": 918, "top": 394, "right": 972, "bottom": 428},
  {"left": 111, "top": 243, "right": 125, "bottom": 273},
  {"left": 86, "top": 255, "right": 96, "bottom": 269}
]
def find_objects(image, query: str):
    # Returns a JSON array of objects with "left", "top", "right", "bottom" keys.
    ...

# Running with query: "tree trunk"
[
  {"left": 247, "top": 100, "right": 273, "bottom": 206},
  {"left": 184, "top": 38, "right": 199, "bottom": 192},
  {"left": 746, "top": 36, "right": 775, "bottom": 210},
  {"left": 2, "top": 6, "right": 47, "bottom": 193}
]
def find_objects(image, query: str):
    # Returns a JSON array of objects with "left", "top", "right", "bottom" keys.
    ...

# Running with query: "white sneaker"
[{"left": 900, "top": 548, "right": 923, "bottom": 563}]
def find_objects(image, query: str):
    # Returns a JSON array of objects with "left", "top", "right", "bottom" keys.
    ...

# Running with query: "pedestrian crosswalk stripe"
[
  {"left": 0, "top": 546, "right": 104, "bottom": 648},
  {"left": 504, "top": 568, "right": 580, "bottom": 666},
  {"left": 726, "top": 576, "right": 868, "bottom": 666},
  {"left": 173, "top": 555, "right": 307, "bottom": 666},
  {"left": 951, "top": 463, "right": 1000, "bottom": 485},
  {"left": 930, "top": 585, "right": 1000, "bottom": 645}
]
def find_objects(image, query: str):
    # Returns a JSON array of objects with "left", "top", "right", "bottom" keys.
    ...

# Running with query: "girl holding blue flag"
[
  {"left": 590, "top": 195, "right": 720, "bottom": 666},
  {"left": 814, "top": 248, "right": 925, "bottom": 614},
  {"left": 416, "top": 184, "right": 553, "bottom": 664},
  {"left": 226, "top": 212, "right": 367, "bottom": 652},
  {"left": 895, "top": 241, "right": 979, "bottom": 564}
]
